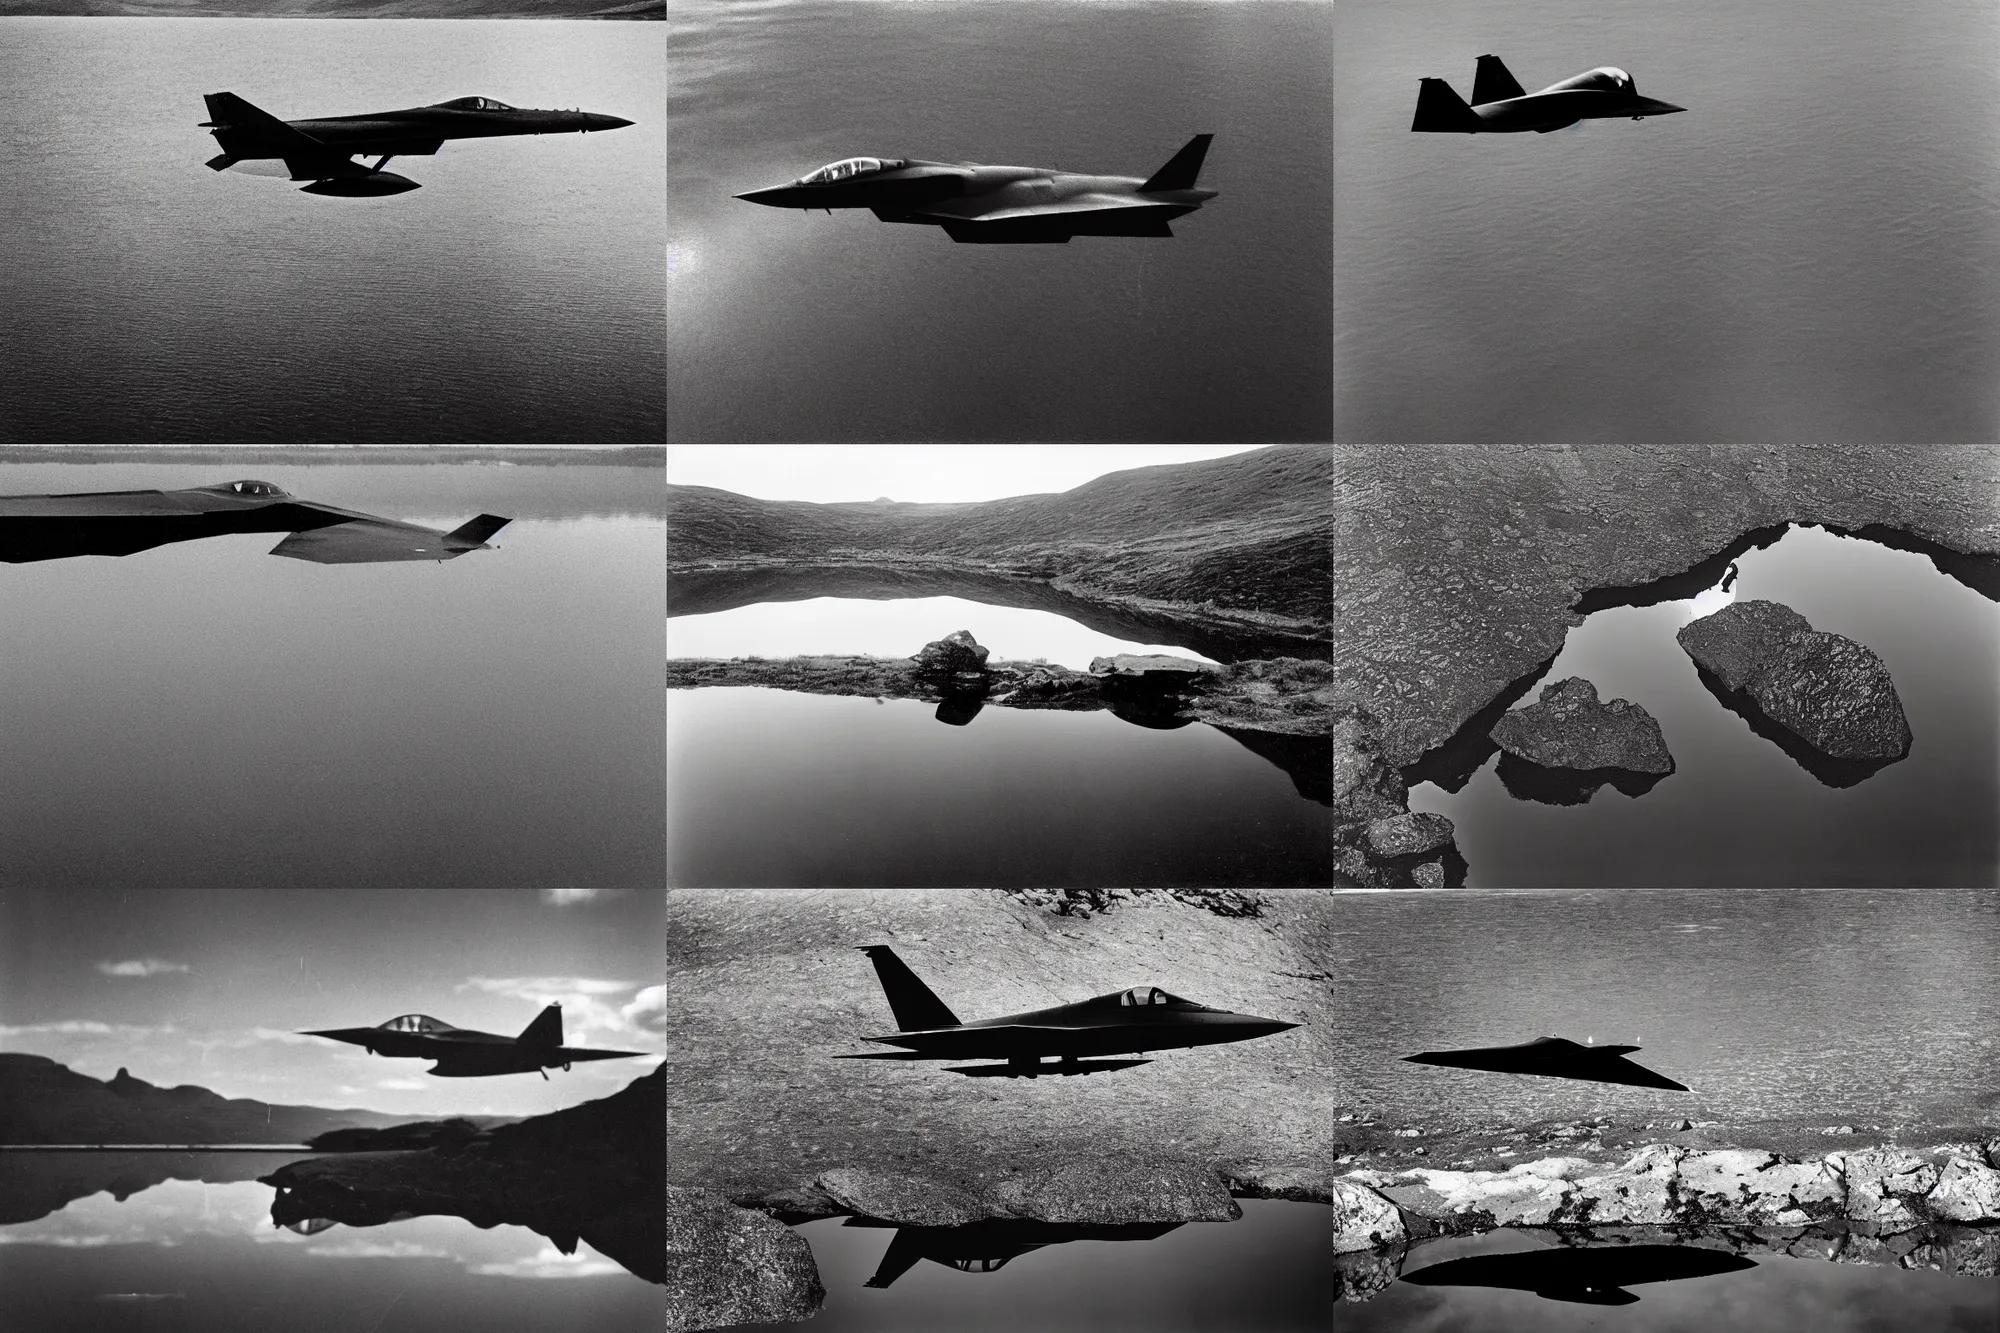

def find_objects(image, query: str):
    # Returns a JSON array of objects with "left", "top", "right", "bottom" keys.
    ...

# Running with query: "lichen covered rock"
[
  {"left": 1362, "top": 812, "right": 1456, "bottom": 859},
  {"left": 1489, "top": 676, "right": 1675, "bottom": 775},
  {"left": 666, "top": 1185, "right": 824, "bottom": 1332},
  {"left": 911, "top": 630, "right": 991, "bottom": 676}
]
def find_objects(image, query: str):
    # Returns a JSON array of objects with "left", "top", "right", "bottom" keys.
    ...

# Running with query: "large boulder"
[
  {"left": 1087, "top": 653, "right": 1214, "bottom": 681},
  {"left": 666, "top": 1185, "right": 824, "bottom": 1332},
  {"left": 1673, "top": 1149, "right": 1845, "bottom": 1226},
  {"left": 1328, "top": 1178, "right": 1406, "bottom": 1254},
  {"left": 1362, "top": 812, "right": 1455, "bottom": 859},
  {"left": 1676, "top": 600, "right": 1911, "bottom": 761},
  {"left": 1826, "top": 1147, "right": 1941, "bottom": 1230},
  {"left": 1927, "top": 1155, "right": 2000, "bottom": 1223},
  {"left": 911, "top": 630, "right": 990, "bottom": 677},
  {"left": 1488, "top": 677, "right": 1675, "bottom": 775}
]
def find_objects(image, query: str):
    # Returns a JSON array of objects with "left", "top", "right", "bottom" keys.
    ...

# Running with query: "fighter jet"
[
  {"left": 845, "top": 1217, "right": 1184, "bottom": 1288},
  {"left": 734, "top": 136, "right": 1217, "bottom": 243},
  {"left": 1403, "top": 1036, "right": 1689, "bottom": 1091},
  {"left": 0, "top": 480, "right": 508, "bottom": 565},
  {"left": 200, "top": 91, "right": 634, "bottom": 196},
  {"left": 302, "top": 1004, "right": 648, "bottom": 1079},
  {"left": 835, "top": 944, "right": 1297, "bottom": 1077},
  {"left": 1401, "top": 1243, "right": 1755, "bottom": 1305},
  {"left": 1413, "top": 56, "right": 1685, "bottom": 133}
]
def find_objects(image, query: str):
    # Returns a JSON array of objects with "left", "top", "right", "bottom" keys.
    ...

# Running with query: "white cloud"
[
  {"left": 306, "top": 1240, "right": 454, "bottom": 1261},
  {"left": 96, "top": 959, "right": 191, "bottom": 978},
  {"left": 460, "top": 976, "right": 634, "bottom": 999},
  {"left": 538, "top": 888, "right": 628, "bottom": 906},
  {"left": 471, "top": 1245, "right": 630, "bottom": 1280},
  {"left": 456, "top": 977, "right": 666, "bottom": 1048},
  {"left": 375, "top": 1078, "right": 426, "bottom": 1091},
  {"left": 0, "top": 1020, "right": 173, "bottom": 1038}
]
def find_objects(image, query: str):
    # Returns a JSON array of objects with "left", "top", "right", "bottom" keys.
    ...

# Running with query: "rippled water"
[
  {"left": 0, "top": 20, "right": 664, "bottom": 442},
  {"left": 667, "top": 688, "right": 1330, "bottom": 888},
  {"left": 667, "top": 596, "right": 1216, "bottom": 670},
  {"left": 749, "top": 1201, "right": 1330, "bottom": 1333},
  {"left": 668, "top": 0, "right": 1332, "bottom": 442},
  {"left": 1334, "top": 0, "right": 2000, "bottom": 441},
  {"left": 1296, "top": 886, "right": 1999, "bottom": 1127},
  {"left": 0, "top": 1153, "right": 664, "bottom": 1333},
  {"left": 1408, "top": 526, "right": 2000, "bottom": 887},
  {"left": 0, "top": 462, "right": 664, "bottom": 888}
]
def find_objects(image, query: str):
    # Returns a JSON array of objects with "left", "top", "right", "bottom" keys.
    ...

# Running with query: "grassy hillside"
[{"left": 668, "top": 445, "right": 1333, "bottom": 628}]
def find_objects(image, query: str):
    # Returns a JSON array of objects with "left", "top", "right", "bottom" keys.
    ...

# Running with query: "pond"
[
  {"left": 1406, "top": 525, "right": 1999, "bottom": 887},
  {"left": 0, "top": 1151, "right": 666, "bottom": 1333},
  {"left": 741, "top": 1200, "right": 1331, "bottom": 1332},
  {"left": 667, "top": 689, "right": 1330, "bottom": 888},
  {"left": 0, "top": 461, "right": 663, "bottom": 889},
  {"left": 1331, "top": 1228, "right": 1998, "bottom": 1331}
]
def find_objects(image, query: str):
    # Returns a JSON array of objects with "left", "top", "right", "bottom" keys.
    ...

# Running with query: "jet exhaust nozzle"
[{"left": 301, "top": 172, "right": 422, "bottom": 198}]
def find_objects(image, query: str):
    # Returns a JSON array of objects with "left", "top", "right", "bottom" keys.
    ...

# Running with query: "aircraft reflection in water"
[
  {"left": 1402, "top": 1243, "right": 1756, "bottom": 1304},
  {"left": 845, "top": 1217, "right": 1184, "bottom": 1288},
  {"left": 836, "top": 944, "right": 1297, "bottom": 1077},
  {"left": 0, "top": 480, "right": 508, "bottom": 565},
  {"left": 1404, "top": 1036, "right": 1690, "bottom": 1091},
  {"left": 304, "top": 1005, "right": 646, "bottom": 1079},
  {"left": 735, "top": 136, "right": 1216, "bottom": 243},
  {"left": 201, "top": 91, "right": 634, "bottom": 197},
  {"left": 1414, "top": 56, "right": 1685, "bottom": 133}
]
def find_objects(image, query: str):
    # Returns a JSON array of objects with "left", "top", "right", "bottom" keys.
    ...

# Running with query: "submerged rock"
[
  {"left": 912, "top": 630, "right": 990, "bottom": 676},
  {"left": 1677, "top": 600, "right": 1912, "bottom": 762},
  {"left": 1489, "top": 677, "right": 1675, "bottom": 776}
]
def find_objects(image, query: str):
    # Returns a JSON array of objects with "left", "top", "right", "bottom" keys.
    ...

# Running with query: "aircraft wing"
[
  {"left": 860, "top": 1023, "right": 1102, "bottom": 1057},
  {"left": 898, "top": 194, "right": 1192, "bottom": 242},
  {"left": 550, "top": 1046, "right": 649, "bottom": 1063},
  {"left": 269, "top": 512, "right": 509, "bottom": 564}
]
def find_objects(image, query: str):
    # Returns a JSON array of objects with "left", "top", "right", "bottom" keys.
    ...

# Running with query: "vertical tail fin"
[
  {"left": 1472, "top": 54, "right": 1526, "bottom": 105},
  {"left": 858, "top": 946, "right": 961, "bottom": 1032},
  {"left": 863, "top": 1230, "right": 929, "bottom": 1289},
  {"left": 517, "top": 1004, "right": 563, "bottom": 1048},
  {"left": 445, "top": 514, "right": 510, "bottom": 548},
  {"left": 1412, "top": 79, "right": 1481, "bottom": 133},
  {"left": 1138, "top": 135, "right": 1213, "bottom": 192}
]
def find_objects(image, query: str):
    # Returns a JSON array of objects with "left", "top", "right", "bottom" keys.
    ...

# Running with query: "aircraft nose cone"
[
  {"left": 734, "top": 186, "right": 791, "bottom": 207},
  {"left": 585, "top": 114, "right": 634, "bottom": 132}
]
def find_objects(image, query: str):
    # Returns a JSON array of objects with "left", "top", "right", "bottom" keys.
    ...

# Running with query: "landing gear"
[{"left": 372, "top": 154, "right": 397, "bottom": 171}]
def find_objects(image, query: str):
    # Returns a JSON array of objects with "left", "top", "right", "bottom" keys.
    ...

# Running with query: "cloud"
[
  {"left": 457, "top": 977, "right": 665, "bottom": 1048},
  {"left": 95, "top": 959, "right": 191, "bottom": 978},
  {"left": 538, "top": 889, "right": 628, "bottom": 906},
  {"left": 620, "top": 986, "right": 667, "bottom": 1034},
  {"left": 460, "top": 976, "right": 634, "bottom": 999},
  {"left": 375, "top": 1078, "right": 426, "bottom": 1091},
  {"left": 471, "top": 1246, "right": 630, "bottom": 1280},
  {"left": 306, "top": 1240, "right": 454, "bottom": 1261},
  {"left": 0, "top": 1020, "right": 174, "bottom": 1039}
]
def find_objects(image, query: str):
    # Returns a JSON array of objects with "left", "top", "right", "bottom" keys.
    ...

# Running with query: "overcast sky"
[
  {"left": 665, "top": 445, "right": 1270, "bottom": 504},
  {"left": 0, "top": 888, "right": 662, "bottom": 1120}
]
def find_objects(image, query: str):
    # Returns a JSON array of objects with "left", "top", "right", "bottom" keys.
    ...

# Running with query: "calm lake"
[
  {"left": 1294, "top": 886, "right": 1998, "bottom": 1129},
  {"left": 0, "top": 1151, "right": 665, "bottom": 1333},
  {"left": 668, "top": 0, "right": 1332, "bottom": 442},
  {"left": 1408, "top": 525, "right": 1999, "bottom": 887},
  {"left": 1334, "top": 0, "right": 2000, "bottom": 442},
  {"left": 1333, "top": 1229, "right": 1999, "bottom": 1332},
  {"left": 0, "top": 462, "right": 663, "bottom": 889},
  {"left": 746, "top": 1201, "right": 1331, "bottom": 1333},
  {"left": 0, "top": 20, "right": 663, "bottom": 443}
]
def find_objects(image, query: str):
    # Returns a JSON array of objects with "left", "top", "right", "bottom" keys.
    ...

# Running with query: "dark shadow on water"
[
  {"left": 1495, "top": 753, "right": 1669, "bottom": 807},
  {"left": 1216, "top": 728, "right": 1332, "bottom": 805},
  {"left": 1694, "top": 665, "right": 1902, "bottom": 789},
  {"left": 1573, "top": 524, "right": 1792, "bottom": 614},
  {"left": 841, "top": 1216, "right": 1185, "bottom": 1289},
  {"left": 1830, "top": 523, "right": 2000, "bottom": 603},
  {"left": 1402, "top": 652, "right": 1559, "bottom": 793},
  {"left": 934, "top": 695, "right": 986, "bottom": 726},
  {"left": 1400, "top": 1242, "right": 1756, "bottom": 1304},
  {"left": 666, "top": 564, "right": 1328, "bottom": 664}
]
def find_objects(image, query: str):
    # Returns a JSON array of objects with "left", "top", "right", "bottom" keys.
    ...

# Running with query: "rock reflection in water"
[
  {"left": 1695, "top": 667, "right": 1904, "bottom": 789},
  {"left": 844, "top": 1217, "right": 1184, "bottom": 1288},
  {"left": 1495, "top": 753, "right": 1669, "bottom": 806}
]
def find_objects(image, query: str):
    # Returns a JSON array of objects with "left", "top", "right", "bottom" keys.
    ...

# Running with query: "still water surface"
[
  {"left": 748, "top": 1201, "right": 1330, "bottom": 1332},
  {"left": 1409, "top": 526, "right": 1999, "bottom": 886},
  {"left": 0, "top": 20, "right": 664, "bottom": 442},
  {"left": 1335, "top": 0, "right": 2000, "bottom": 441},
  {"left": 669, "top": 0, "right": 1332, "bottom": 442},
  {"left": 1298, "top": 887, "right": 1998, "bottom": 1128},
  {"left": 668, "top": 688, "right": 1330, "bottom": 888},
  {"left": 0, "top": 463, "right": 663, "bottom": 888},
  {"left": 1, "top": 1152, "right": 663, "bottom": 1333}
]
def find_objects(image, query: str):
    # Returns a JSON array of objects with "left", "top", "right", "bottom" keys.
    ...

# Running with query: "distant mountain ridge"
[
  {"left": 669, "top": 445, "right": 1333, "bottom": 635},
  {"left": 0, "top": 1053, "right": 425, "bottom": 1145}
]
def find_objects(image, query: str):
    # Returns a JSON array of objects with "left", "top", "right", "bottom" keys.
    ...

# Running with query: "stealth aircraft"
[
  {"left": 836, "top": 944, "right": 1297, "bottom": 1077},
  {"left": 1402, "top": 1243, "right": 1756, "bottom": 1305},
  {"left": 735, "top": 136, "right": 1217, "bottom": 243},
  {"left": 847, "top": 1217, "right": 1183, "bottom": 1288},
  {"left": 1403, "top": 1036, "right": 1689, "bottom": 1090},
  {"left": 201, "top": 91, "right": 634, "bottom": 196},
  {"left": 303, "top": 1004, "right": 648, "bottom": 1079},
  {"left": 1413, "top": 56, "right": 1684, "bottom": 133},
  {"left": 0, "top": 480, "right": 508, "bottom": 565}
]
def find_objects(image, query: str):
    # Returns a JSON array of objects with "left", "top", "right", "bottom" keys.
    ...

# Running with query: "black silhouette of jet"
[
  {"left": 845, "top": 1217, "right": 1184, "bottom": 1288},
  {"left": 303, "top": 1004, "right": 647, "bottom": 1079},
  {"left": 835, "top": 944, "right": 1297, "bottom": 1077},
  {"left": 0, "top": 480, "right": 508, "bottom": 565},
  {"left": 1414, "top": 56, "right": 1684, "bottom": 133},
  {"left": 1402, "top": 1243, "right": 1755, "bottom": 1304},
  {"left": 734, "top": 136, "right": 1216, "bottom": 243},
  {"left": 1404, "top": 1036, "right": 1688, "bottom": 1090},
  {"left": 201, "top": 91, "right": 634, "bottom": 196}
]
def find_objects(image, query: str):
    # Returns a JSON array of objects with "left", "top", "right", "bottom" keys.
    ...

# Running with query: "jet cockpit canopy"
[
  {"left": 208, "top": 479, "right": 289, "bottom": 498},
  {"left": 1545, "top": 67, "right": 1633, "bottom": 94},
  {"left": 1119, "top": 986, "right": 1180, "bottom": 1007},
  {"left": 439, "top": 96, "right": 517, "bottom": 112},
  {"left": 798, "top": 157, "right": 906, "bottom": 186},
  {"left": 377, "top": 1014, "right": 458, "bottom": 1034}
]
